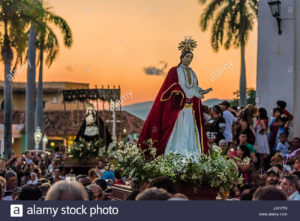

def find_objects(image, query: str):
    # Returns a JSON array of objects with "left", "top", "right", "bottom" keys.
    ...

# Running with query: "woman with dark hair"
[
  {"left": 254, "top": 107, "right": 270, "bottom": 171},
  {"left": 276, "top": 100, "right": 294, "bottom": 121},
  {"left": 138, "top": 37, "right": 212, "bottom": 159},
  {"left": 236, "top": 107, "right": 256, "bottom": 145},
  {"left": 206, "top": 105, "right": 226, "bottom": 145},
  {"left": 236, "top": 145, "right": 251, "bottom": 183}
]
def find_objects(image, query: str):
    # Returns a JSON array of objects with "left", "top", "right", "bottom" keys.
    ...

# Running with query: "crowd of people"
[
  {"left": 0, "top": 99, "right": 299, "bottom": 201},
  {"left": 204, "top": 99, "right": 300, "bottom": 200}
]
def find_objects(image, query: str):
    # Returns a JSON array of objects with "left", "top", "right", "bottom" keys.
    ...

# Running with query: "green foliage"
[
  {"left": 38, "top": 6, "right": 73, "bottom": 67},
  {"left": 100, "top": 140, "right": 243, "bottom": 191},
  {"left": 69, "top": 138, "right": 105, "bottom": 162},
  {"left": 230, "top": 88, "right": 256, "bottom": 107}
]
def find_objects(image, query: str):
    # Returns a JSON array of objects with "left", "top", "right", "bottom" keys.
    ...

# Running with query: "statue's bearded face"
[{"left": 182, "top": 53, "right": 193, "bottom": 66}]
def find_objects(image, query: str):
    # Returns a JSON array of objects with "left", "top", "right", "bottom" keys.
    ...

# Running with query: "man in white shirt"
[{"left": 219, "top": 101, "right": 237, "bottom": 144}]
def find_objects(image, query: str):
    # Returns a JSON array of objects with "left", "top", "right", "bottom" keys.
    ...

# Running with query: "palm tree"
[
  {"left": 35, "top": 1, "right": 73, "bottom": 150},
  {"left": 26, "top": 24, "right": 37, "bottom": 150},
  {"left": 0, "top": 0, "right": 29, "bottom": 159},
  {"left": 199, "top": 0, "right": 258, "bottom": 106},
  {"left": 23, "top": 0, "right": 43, "bottom": 150}
]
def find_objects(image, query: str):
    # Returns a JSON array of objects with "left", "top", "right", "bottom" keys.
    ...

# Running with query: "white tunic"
[{"left": 164, "top": 64, "right": 203, "bottom": 159}]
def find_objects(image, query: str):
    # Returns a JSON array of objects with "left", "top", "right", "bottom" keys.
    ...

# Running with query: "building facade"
[{"left": 256, "top": 0, "right": 300, "bottom": 137}]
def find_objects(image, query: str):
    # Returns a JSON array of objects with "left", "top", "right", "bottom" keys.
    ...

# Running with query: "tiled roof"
[{"left": 0, "top": 110, "right": 144, "bottom": 137}]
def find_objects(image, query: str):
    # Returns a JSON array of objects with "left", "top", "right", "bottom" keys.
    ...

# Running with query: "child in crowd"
[
  {"left": 276, "top": 133, "right": 290, "bottom": 158},
  {"left": 274, "top": 117, "right": 289, "bottom": 146}
]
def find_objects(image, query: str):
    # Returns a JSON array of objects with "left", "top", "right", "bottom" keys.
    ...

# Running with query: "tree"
[
  {"left": 199, "top": 0, "right": 258, "bottom": 106},
  {"left": 0, "top": 0, "right": 29, "bottom": 159},
  {"left": 24, "top": 0, "right": 42, "bottom": 150},
  {"left": 230, "top": 88, "right": 256, "bottom": 107},
  {"left": 35, "top": 0, "right": 73, "bottom": 150}
]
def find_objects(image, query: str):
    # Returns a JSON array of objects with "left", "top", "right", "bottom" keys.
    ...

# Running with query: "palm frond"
[
  {"left": 248, "top": 0, "right": 258, "bottom": 16},
  {"left": 210, "top": 5, "right": 231, "bottom": 51},
  {"left": 47, "top": 12, "right": 73, "bottom": 47},
  {"left": 44, "top": 25, "right": 59, "bottom": 67},
  {"left": 199, "top": 0, "right": 225, "bottom": 31}
]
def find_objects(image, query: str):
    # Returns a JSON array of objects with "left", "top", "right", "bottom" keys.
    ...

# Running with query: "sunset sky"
[{"left": 1, "top": 0, "right": 258, "bottom": 106}]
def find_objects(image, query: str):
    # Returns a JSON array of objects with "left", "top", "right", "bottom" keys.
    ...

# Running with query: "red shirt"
[
  {"left": 114, "top": 180, "right": 125, "bottom": 185},
  {"left": 283, "top": 109, "right": 293, "bottom": 120}
]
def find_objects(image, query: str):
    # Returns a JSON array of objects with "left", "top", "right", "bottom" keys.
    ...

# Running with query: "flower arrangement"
[
  {"left": 99, "top": 140, "right": 161, "bottom": 187},
  {"left": 99, "top": 140, "right": 243, "bottom": 191},
  {"left": 69, "top": 138, "right": 105, "bottom": 162},
  {"left": 155, "top": 146, "right": 243, "bottom": 191}
]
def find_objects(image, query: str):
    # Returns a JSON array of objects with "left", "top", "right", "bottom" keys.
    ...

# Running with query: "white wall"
[{"left": 256, "top": 0, "right": 299, "bottom": 137}]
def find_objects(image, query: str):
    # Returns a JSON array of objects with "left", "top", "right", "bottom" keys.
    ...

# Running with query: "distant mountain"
[
  {"left": 123, "top": 98, "right": 228, "bottom": 121},
  {"left": 122, "top": 101, "right": 154, "bottom": 121}
]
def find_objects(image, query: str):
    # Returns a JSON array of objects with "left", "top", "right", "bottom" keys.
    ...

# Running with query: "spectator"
[
  {"left": 205, "top": 105, "right": 226, "bottom": 145},
  {"left": 218, "top": 139, "right": 228, "bottom": 153},
  {"left": 219, "top": 101, "right": 237, "bottom": 145},
  {"left": 88, "top": 168, "right": 98, "bottom": 184},
  {"left": 96, "top": 159, "right": 106, "bottom": 178},
  {"left": 86, "top": 184, "right": 103, "bottom": 200},
  {"left": 269, "top": 108, "right": 282, "bottom": 149},
  {"left": 237, "top": 107, "right": 256, "bottom": 145},
  {"left": 19, "top": 184, "right": 42, "bottom": 200},
  {"left": 39, "top": 183, "right": 51, "bottom": 200},
  {"left": 102, "top": 167, "right": 115, "bottom": 186},
  {"left": 95, "top": 178, "right": 108, "bottom": 191},
  {"left": 4, "top": 170, "right": 18, "bottom": 200},
  {"left": 253, "top": 186, "right": 287, "bottom": 200},
  {"left": 254, "top": 108, "right": 270, "bottom": 171},
  {"left": 239, "top": 184, "right": 258, "bottom": 200},
  {"left": 292, "top": 171, "right": 300, "bottom": 181},
  {"left": 276, "top": 100, "right": 294, "bottom": 122},
  {"left": 286, "top": 138, "right": 300, "bottom": 160},
  {"left": 280, "top": 175, "right": 300, "bottom": 200},
  {"left": 114, "top": 170, "right": 125, "bottom": 185},
  {"left": 45, "top": 180, "right": 88, "bottom": 200},
  {"left": 78, "top": 176, "right": 92, "bottom": 187},
  {"left": 50, "top": 166, "right": 64, "bottom": 184},
  {"left": 275, "top": 133, "right": 290, "bottom": 158},
  {"left": 227, "top": 148, "right": 237, "bottom": 159},
  {"left": 294, "top": 156, "right": 300, "bottom": 172},
  {"left": 24, "top": 151, "right": 33, "bottom": 165},
  {"left": 27, "top": 172, "right": 38, "bottom": 185},
  {"left": 238, "top": 131, "right": 257, "bottom": 162},
  {"left": 136, "top": 187, "right": 172, "bottom": 200},
  {"left": 275, "top": 117, "right": 289, "bottom": 146},
  {"left": 266, "top": 167, "right": 280, "bottom": 186},
  {"left": 236, "top": 145, "right": 251, "bottom": 183}
]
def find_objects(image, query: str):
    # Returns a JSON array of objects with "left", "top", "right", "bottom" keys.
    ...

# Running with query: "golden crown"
[
  {"left": 178, "top": 36, "right": 197, "bottom": 52},
  {"left": 87, "top": 103, "right": 95, "bottom": 110}
]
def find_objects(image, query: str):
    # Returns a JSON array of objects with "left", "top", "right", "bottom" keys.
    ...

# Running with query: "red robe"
[{"left": 138, "top": 66, "right": 208, "bottom": 156}]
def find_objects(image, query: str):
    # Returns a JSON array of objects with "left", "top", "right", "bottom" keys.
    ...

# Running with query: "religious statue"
[
  {"left": 138, "top": 37, "right": 212, "bottom": 159},
  {"left": 75, "top": 104, "right": 112, "bottom": 146}
]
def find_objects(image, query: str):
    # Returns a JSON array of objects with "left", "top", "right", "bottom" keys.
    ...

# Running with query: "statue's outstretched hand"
[{"left": 196, "top": 87, "right": 213, "bottom": 99}]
